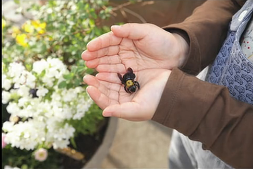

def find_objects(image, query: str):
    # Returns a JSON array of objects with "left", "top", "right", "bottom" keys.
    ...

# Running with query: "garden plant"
[{"left": 2, "top": 0, "right": 118, "bottom": 168}]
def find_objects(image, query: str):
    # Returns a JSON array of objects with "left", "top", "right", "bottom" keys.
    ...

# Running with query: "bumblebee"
[{"left": 117, "top": 67, "right": 140, "bottom": 93}]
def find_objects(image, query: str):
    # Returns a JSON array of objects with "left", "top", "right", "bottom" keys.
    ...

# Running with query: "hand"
[
  {"left": 82, "top": 23, "right": 189, "bottom": 73},
  {"left": 83, "top": 68, "right": 170, "bottom": 121},
  {"left": 81, "top": 23, "right": 186, "bottom": 121}
]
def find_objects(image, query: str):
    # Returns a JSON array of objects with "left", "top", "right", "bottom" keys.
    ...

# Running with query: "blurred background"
[{"left": 2, "top": 0, "right": 206, "bottom": 168}]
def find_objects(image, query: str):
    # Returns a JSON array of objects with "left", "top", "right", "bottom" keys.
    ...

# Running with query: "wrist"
[{"left": 171, "top": 32, "right": 190, "bottom": 68}]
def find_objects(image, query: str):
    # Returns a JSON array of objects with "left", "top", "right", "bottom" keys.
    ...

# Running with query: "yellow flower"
[
  {"left": 2, "top": 18, "right": 6, "bottom": 29},
  {"left": 16, "top": 34, "right": 28, "bottom": 47},
  {"left": 39, "top": 22, "right": 46, "bottom": 29},
  {"left": 11, "top": 26, "right": 21, "bottom": 38},
  {"left": 22, "top": 21, "right": 34, "bottom": 33},
  {"left": 31, "top": 20, "right": 40, "bottom": 28},
  {"left": 31, "top": 20, "right": 46, "bottom": 34},
  {"left": 37, "top": 28, "right": 46, "bottom": 34},
  {"left": 31, "top": 20, "right": 46, "bottom": 29}
]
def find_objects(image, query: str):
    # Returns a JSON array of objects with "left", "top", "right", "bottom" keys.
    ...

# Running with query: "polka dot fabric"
[{"left": 241, "top": 17, "right": 253, "bottom": 62}]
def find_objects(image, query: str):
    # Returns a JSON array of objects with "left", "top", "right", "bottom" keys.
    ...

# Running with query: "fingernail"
[
  {"left": 103, "top": 110, "right": 112, "bottom": 117},
  {"left": 111, "top": 25, "right": 120, "bottom": 30}
]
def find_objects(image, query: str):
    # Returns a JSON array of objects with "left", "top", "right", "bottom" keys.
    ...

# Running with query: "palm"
[{"left": 84, "top": 68, "right": 170, "bottom": 121}]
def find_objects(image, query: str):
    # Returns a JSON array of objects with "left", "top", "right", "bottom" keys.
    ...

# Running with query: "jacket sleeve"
[
  {"left": 152, "top": 68, "right": 253, "bottom": 168},
  {"left": 163, "top": 0, "right": 241, "bottom": 75}
]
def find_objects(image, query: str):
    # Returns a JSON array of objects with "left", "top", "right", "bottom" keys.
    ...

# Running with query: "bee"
[{"left": 117, "top": 67, "right": 140, "bottom": 93}]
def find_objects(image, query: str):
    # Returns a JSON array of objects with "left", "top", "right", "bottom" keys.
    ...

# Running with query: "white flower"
[
  {"left": 73, "top": 99, "right": 92, "bottom": 120},
  {"left": 17, "top": 86, "right": 30, "bottom": 97},
  {"left": 7, "top": 62, "right": 25, "bottom": 81},
  {"left": 6, "top": 102, "right": 20, "bottom": 115},
  {"left": 3, "top": 119, "right": 46, "bottom": 150},
  {"left": 13, "top": 73, "right": 26, "bottom": 89},
  {"left": 74, "top": 86, "right": 83, "bottom": 93},
  {"left": 2, "top": 122, "right": 14, "bottom": 132},
  {"left": 62, "top": 88, "right": 77, "bottom": 102},
  {"left": 2, "top": 57, "right": 94, "bottom": 151},
  {"left": 73, "top": 111, "right": 84, "bottom": 120},
  {"left": 42, "top": 75, "right": 54, "bottom": 87},
  {"left": 34, "top": 148, "right": 48, "bottom": 161},
  {"left": 36, "top": 86, "right": 48, "bottom": 97},
  {"left": 32, "top": 59, "right": 49, "bottom": 74},
  {"left": 14, "top": 71, "right": 36, "bottom": 89},
  {"left": 52, "top": 140, "right": 69, "bottom": 149},
  {"left": 48, "top": 58, "right": 66, "bottom": 70},
  {"left": 48, "top": 67, "right": 61, "bottom": 78},
  {"left": 18, "top": 97, "right": 30, "bottom": 107},
  {"left": 2, "top": 91, "right": 11, "bottom": 104},
  {"left": 4, "top": 166, "right": 20, "bottom": 169},
  {"left": 24, "top": 72, "right": 36, "bottom": 88},
  {"left": 2, "top": 75, "right": 12, "bottom": 90},
  {"left": 51, "top": 91, "right": 62, "bottom": 101}
]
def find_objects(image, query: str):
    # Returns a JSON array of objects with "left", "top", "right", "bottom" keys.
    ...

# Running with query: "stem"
[{"left": 56, "top": 147, "right": 85, "bottom": 161}]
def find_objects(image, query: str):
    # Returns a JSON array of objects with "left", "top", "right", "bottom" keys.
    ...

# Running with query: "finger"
[
  {"left": 99, "top": 80, "right": 122, "bottom": 93},
  {"left": 84, "top": 74, "right": 121, "bottom": 100},
  {"left": 103, "top": 102, "right": 149, "bottom": 121},
  {"left": 87, "top": 31, "right": 122, "bottom": 52},
  {"left": 85, "top": 55, "right": 122, "bottom": 68},
  {"left": 83, "top": 75, "right": 109, "bottom": 96},
  {"left": 96, "top": 73, "right": 122, "bottom": 84},
  {"left": 111, "top": 23, "right": 149, "bottom": 40},
  {"left": 83, "top": 74, "right": 100, "bottom": 87},
  {"left": 96, "top": 64, "right": 126, "bottom": 73},
  {"left": 86, "top": 86, "right": 110, "bottom": 110},
  {"left": 81, "top": 46, "right": 120, "bottom": 61}
]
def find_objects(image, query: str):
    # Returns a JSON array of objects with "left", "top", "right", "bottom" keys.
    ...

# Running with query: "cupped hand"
[
  {"left": 81, "top": 23, "right": 184, "bottom": 120},
  {"left": 83, "top": 68, "right": 171, "bottom": 121},
  {"left": 82, "top": 23, "right": 189, "bottom": 74}
]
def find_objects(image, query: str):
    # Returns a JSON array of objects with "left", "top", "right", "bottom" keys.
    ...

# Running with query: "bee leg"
[
  {"left": 124, "top": 86, "right": 131, "bottom": 93},
  {"left": 135, "top": 81, "right": 140, "bottom": 90}
]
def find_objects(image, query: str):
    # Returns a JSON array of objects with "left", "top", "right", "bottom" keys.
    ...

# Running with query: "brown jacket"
[{"left": 152, "top": 0, "right": 253, "bottom": 168}]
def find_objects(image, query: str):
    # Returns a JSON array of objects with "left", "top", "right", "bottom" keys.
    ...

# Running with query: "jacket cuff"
[{"left": 163, "top": 24, "right": 201, "bottom": 75}]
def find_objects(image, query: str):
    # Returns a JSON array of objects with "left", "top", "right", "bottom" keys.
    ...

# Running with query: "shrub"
[{"left": 2, "top": 0, "right": 114, "bottom": 168}]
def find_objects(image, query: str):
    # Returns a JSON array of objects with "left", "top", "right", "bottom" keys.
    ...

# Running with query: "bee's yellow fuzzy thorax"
[{"left": 126, "top": 80, "right": 134, "bottom": 87}]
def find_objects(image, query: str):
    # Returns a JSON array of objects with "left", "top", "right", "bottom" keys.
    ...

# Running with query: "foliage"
[{"left": 2, "top": 0, "right": 113, "bottom": 168}]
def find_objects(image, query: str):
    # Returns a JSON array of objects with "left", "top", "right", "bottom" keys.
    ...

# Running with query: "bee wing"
[{"left": 117, "top": 73, "right": 124, "bottom": 83}]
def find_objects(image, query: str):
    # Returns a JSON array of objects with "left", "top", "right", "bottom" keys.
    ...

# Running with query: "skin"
[{"left": 82, "top": 23, "right": 189, "bottom": 121}]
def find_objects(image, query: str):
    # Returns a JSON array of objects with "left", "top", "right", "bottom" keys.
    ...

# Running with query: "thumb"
[
  {"left": 103, "top": 102, "right": 151, "bottom": 121},
  {"left": 111, "top": 23, "right": 148, "bottom": 40}
]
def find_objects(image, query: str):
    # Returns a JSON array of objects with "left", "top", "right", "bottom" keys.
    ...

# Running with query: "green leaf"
[
  {"left": 66, "top": 83, "right": 73, "bottom": 89},
  {"left": 85, "top": 68, "right": 94, "bottom": 74},
  {"left": 74, "top": 78, "right": 81, "bottom": 86},
  {"left": 14, "top": 0, "right": 20, "bottom": 4},
  {"left": 21, "top": 164, "right": 28, "bottom": 169},
  {"left": 58, "top": 81, "right": 67, "bottom": 88},
  {"left": 63, "top": 73, "right": 74, "bottom": 80},
  {"left": 25, "top": 64, "right": 32, "bottom": 71},
  {"left": 76, "top": 66, "right": 85, "bottom": 73},
  {"left": 39, "top": 70, "right": 46, "bottom": 78},
  {"left": 70, "top": 137, "right": 77, "bottom": 149}
]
